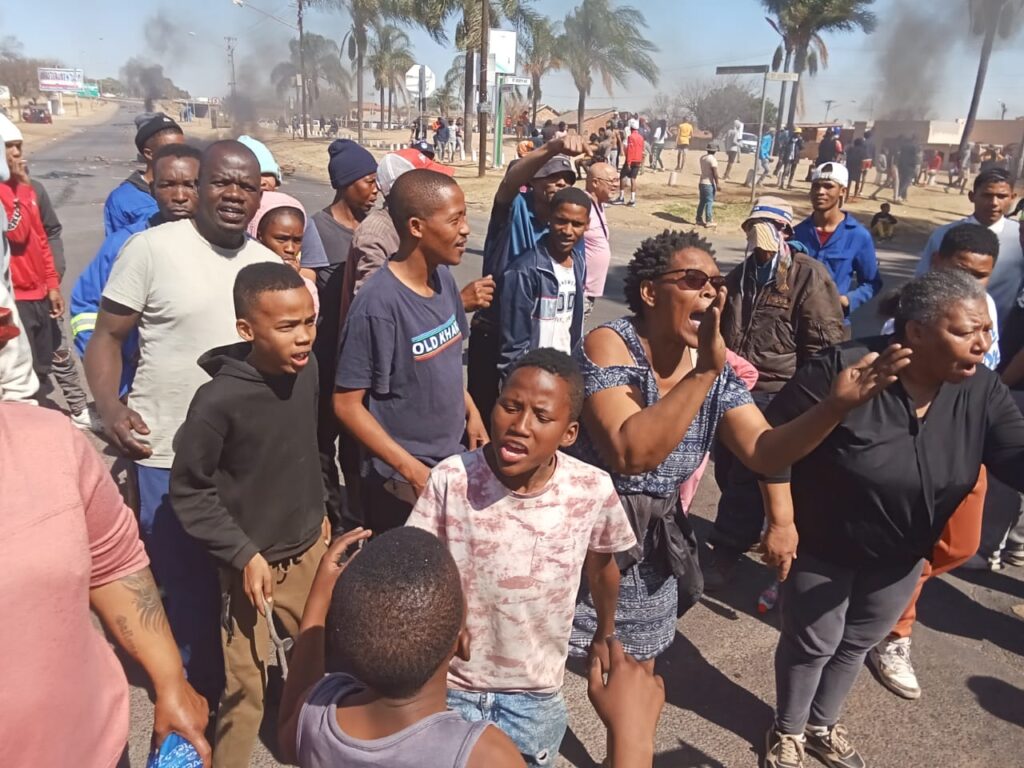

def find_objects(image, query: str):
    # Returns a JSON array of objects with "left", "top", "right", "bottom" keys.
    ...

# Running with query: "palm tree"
[
  {"left": 520, "top": 16, "right": 561, "bottom": 126},
  {"left": 959, "top": 0, "right": 1024, "bottom": 160},
  {"left": 762, "top": 0, "right": 876, "bottom": 132},
  {"left": 561, "top": 0, "right": 658, "bottom": 134},
  {"left": 271, "top": 33, "right": 350, "bottom": 110},
  {"left": 368, "top": 23, "right": 415, "bottom": 129}
]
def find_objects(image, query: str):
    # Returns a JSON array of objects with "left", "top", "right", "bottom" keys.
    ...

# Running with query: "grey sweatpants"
[{"left": 774, "top": 552, "right": 925, "bottom": 734}]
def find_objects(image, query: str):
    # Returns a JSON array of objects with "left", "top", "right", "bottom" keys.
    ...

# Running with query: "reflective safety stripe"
[{"left": 69, "top": 312, "right": 97, "bottom": 336}]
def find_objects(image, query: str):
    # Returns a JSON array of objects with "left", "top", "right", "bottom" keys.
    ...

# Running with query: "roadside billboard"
[{"left": 38, "top": 67, "right": 85, "bottom": 94}]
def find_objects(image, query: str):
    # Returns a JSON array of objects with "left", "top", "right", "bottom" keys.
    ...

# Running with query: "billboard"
[{"left": 38, "top": 67, "right": 85, "bottom": 94}]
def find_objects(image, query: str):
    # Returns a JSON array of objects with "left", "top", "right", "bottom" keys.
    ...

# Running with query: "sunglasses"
[{"left": 655, "top": 268, "right": 727, "bottom": 291}]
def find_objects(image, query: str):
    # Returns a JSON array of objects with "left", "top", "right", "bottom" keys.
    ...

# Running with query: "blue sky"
[{"left": 5, "top": 0, "right": 1024, "bottom": 123}]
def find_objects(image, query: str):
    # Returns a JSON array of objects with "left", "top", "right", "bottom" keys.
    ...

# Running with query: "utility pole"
[
  {"left": 225, "top": 37, "right": 237, "bottom": 109},
  {"left": 823, "top": 99, "right": 836, "bottom": 123},
  {"left": 477, "top": 0, "right": 489, "bottom": 178},
  {"left": 297, "top": 0, "right": 308, "bottom": 139},
  {"left": 1000, "top": 100, "right": 1008, "bottom": 120}
]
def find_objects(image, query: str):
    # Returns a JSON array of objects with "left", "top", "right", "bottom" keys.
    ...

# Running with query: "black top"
[
  {"left": 171, "top": 342, "right": 325, "bottom": 570},
  {"left": 765, "top": 336, "right": 1024, "bottom": 566}
]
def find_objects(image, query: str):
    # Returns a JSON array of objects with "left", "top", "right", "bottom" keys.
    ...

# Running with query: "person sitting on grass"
[
  {"left": 870, "top": 202, "right": 898, "bottom": 242},
  {"left": 408, "top": 348, "right": 637, "bottom": 766}
]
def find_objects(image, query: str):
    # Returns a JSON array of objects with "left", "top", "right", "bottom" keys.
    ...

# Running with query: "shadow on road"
[
  {"left": 917, "top": 577, "right": 1024, "bottom": 658},
  {"left": 966, "top": 675, "right": 1024, "bottom": 727}
]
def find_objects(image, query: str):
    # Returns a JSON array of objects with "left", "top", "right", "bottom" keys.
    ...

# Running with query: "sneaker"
[
  {"left": 803, "top": 724, "right": 864, "bottom": 768},
  {"left": 763, "top": 728, "right": 805, "bottom": 768},
  {"left": 704, "top": 545, "right": 743, "bottom": 592},
  {"left": 961, "top": 553, "right": 1002, "bottom": 571},
  {"left": 868, "top": 635, "right": 920, "bottom": 699},
  {"left": 70, "top": 405, "right": 103, "bottom": 434},
  {"left": 627, "top": 200, "right": 637, "bottom": 207},
  {"left": 1003, "top": 546, "right": 1024, "bottom": 567}
]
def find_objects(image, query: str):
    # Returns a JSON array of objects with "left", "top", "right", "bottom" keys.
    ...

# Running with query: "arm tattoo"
[{"left": 121, "top": 569, "right": 170, "bottom": 634}]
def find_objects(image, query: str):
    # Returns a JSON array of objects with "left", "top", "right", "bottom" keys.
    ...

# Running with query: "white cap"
[
  {"left": 811, "top": 162, "right": 849, "bottom": 188},
  {"left": 0, "top": 114, "right": 23, "bottom": 144}
]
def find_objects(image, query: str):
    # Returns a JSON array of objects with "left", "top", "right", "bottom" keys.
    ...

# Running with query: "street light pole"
[
  {"left": 823, "top": 99, "right": 837, "bottom": 123},
  {"left": 477, "top": 0, "right": 489, "bottom": 178},
  {"left": 225, "top": 37, "right": 237, "bottom": 108},
  {"left": 297, "top": 0, "right": 308, "bottom": 139}
]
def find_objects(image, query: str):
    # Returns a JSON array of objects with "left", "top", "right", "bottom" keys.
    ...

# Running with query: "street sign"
[
  {"left": 38, "top": 67, "right": 84, "bottom": 94},
  {"left": 766, "top": 72, "right": 799, "bottom": 82},
  {"left": 489, "top": 29, "right": 517, "bottom": 75},
  {"left": 404, "top": 64, "right": 436, "bottom": 98},
  {"left": 478, "top": 101, "right": 493, "bottom": 114},
  {"left": 77, "top": 84, "right": 100, "bottom": 98},
  {"left": 502, "top": 75, "right": 530, "bottom": 87},
  {"left": 715, "top": 65, "right": 769, "bottom": 76}
]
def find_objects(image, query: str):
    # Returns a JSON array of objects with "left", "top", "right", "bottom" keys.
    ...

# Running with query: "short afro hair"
[
  {"left": 623, "top": 229, "right": 716, "bottom": 315},
  {"left": 938, "top": 223, "right": 1000, "bottom": 264},
  {"left": 973, "top": 167, "right": 1012, "bottom": 192},
  {"left": 506, "top": 347, "right": 585, "bottom": 420},
  {"left": 232, "top": 262, "right": 307, "bottom": 319},
  {"left": 327, "top": 527, "right": 463, "bottom": 699},
  {"left": 256, "top": 205, "right": 305, "bottom": 239},
  {"left": 387, "top": 169, "right": 461, "bottom": 237},
  {"left": 550, "top": 186, "right": 592, "bottom": 217},
  {"left": 151, "top": 142, "right": 202, "bottom": 167}
]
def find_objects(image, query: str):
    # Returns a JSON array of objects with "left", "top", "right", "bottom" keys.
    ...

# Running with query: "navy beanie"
[{"left": 327, "top": 139, "right": 377, "bottom": 190}]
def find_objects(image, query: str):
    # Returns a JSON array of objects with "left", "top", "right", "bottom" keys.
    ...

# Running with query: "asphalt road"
[{"left": 23, "top": 105, "right": 1024, "bottom": 767}]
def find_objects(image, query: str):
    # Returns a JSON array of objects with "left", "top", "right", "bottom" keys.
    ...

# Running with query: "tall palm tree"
[
  {"left": 368, "top": 23, "right": 415, "bottom": 129},
  {"left": 959, "top": 0, "right": 1024, "bottom": 160},
  {"left": 762, "top": 0, "right": 876, "bottom": 131},
  {"left": 519, "top": 16, "right": 561, "bottom": 126},
  {"left": 271, "top": 33, "right": 350, "bottom": 109},
  {"left": 561, "top": 0, "right": 658, "bottom": 134}
]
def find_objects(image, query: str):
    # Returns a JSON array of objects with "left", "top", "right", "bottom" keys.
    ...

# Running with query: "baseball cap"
[
  {"left": 812, "top": 162, "right": 849, "bottom": 188},
  {"left": 410, "top": 139, "right": 435, "bottom": 159},
  {"left": 377, "top": 148, "right": 454, "bottom": 196},
  {"left": 742, "top": 196, "right": 794, "bottom": 233},
  {"left": 135, "top": 113, "right": 182, "bottom": 153},
  {"left": 533, "top": 154, "right": 577, "bottom": 184}
]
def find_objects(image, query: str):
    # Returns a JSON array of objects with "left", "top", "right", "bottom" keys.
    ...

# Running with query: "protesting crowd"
[{"left": 2, "top": 103, "right": 1024, "bottom": 768}]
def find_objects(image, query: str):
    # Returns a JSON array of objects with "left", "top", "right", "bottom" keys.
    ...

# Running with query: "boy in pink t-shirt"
[{"left": 408, "top": 348, "right": 636, "bottom": 765}]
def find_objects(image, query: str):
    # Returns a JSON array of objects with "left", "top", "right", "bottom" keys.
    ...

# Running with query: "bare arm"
[
  {"left": 85, "top": 298, "right": 152, "bottom": 458},
  {"left": 494, "top": 135, "right": 590, "bottom": 205},
  {"left": 757, "top": 481, "right": 798, "bottom": 581},
  {"left": 584, "top": 551, "right": 620, "bottom": 664},
  {"left": 91, "top": 568, "right": 211, "bottom": 765}
]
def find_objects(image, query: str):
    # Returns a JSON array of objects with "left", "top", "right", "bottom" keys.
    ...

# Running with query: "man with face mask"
[{"left": 85, "top": 140, "right": 276, "bottom": 706}]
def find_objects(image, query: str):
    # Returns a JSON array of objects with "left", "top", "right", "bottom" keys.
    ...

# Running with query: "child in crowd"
[
  {"left": 408, "top": 348, "right": 637, "bottom": 766},
  {"left": 499, "top": 188, "right": 591, "bottom": 371},
  {"left": 870, "top": 202, "right": 898, "bottom": 242},
  {"left": 170, "top": 263, "right": 328, "bottom": 768},
  {"left": 253, "top": 200, "right": 320, "bottom": 317}
]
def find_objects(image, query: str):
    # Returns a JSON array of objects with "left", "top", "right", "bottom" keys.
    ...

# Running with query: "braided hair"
[{"left": 623, "top": 229, "right": 716, "bottom": 315}]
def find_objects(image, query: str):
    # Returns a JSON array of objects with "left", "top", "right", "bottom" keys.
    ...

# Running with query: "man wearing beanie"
[
  {"left": 102, "top": 112, "right": 184, "bottom": 236},
  {"left": 299, "top": 138, "right": 378, "bottom": 532},
  {"left": 707, "top": 197, "right": 845, "bottom": 589}
]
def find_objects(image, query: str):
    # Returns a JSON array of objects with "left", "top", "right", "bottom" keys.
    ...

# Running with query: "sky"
[{"left": 4, "top": 0, "right": 1024, "bottom": 124}]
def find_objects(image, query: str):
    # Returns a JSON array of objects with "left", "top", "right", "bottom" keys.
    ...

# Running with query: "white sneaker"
[
  {"left": 868, "top": 635, "right": 921, "bottom": 700},
  {"left": 70, "top": 406, "right": 103, "bottom": 434},
  {"left": 961, "top": 553, "right": 1002, "bottom": 571}
]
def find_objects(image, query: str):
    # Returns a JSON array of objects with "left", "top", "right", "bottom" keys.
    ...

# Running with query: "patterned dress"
[{"left": 568, "top": 317, "right": 753, "bottom": 659}]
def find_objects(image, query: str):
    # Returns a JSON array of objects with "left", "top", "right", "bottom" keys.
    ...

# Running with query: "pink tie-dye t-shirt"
[{"left": 408, "top": 448, "right": 636, "bottom": 693}]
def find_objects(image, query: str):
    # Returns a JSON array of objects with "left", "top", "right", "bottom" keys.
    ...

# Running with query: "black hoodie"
[{"left": 171, "top": 342, "right": 324, "bottom": 569}]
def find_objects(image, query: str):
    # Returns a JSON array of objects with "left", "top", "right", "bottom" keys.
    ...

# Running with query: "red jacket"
[
  {"left": 0, "top": 180, "right": 59, "bottom": 301},
  {"left": 625, "top": 131, "right": 645, "bottom": 165}
]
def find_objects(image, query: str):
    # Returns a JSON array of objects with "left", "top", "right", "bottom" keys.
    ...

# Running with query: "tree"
[
  {"left": 762, "top": 0, "right": 877, "bottom": 131},
  {"left": 367, "top": 23, "right": 415, "bottom": 128},
  {"left": 0, "top": 38, "right": 61, "bottom": 108},
  {"left": 680, "top": 79, "right": 778, "bottom": 140},
  {"left": 561, "top": 0, "right": 658, "bottom": 134},
  {"left": 959, "top": 0, "right": 1024, "bottom": 160},
  {"left": 519, "top": 16, "right": 561, "bottom": 126},
  {"left": 270, "top": 34, "right": 350, "bottom": 110}
]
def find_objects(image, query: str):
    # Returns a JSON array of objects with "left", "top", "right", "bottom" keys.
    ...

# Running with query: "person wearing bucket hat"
[
  {"left": 793, "top": 162, "right": 882, "bottom": 330},
  {"left": 706, "top": 197, "right": 845, "bottom": 591},
  {"left": 237, "top": 134, "right": 282, "bottom": 191},
  {"left": 467, "top": 134, "right": 588, "bottom": 427},
  {"left": 103, "top": 112, "right": 185, "bottom": 236}
]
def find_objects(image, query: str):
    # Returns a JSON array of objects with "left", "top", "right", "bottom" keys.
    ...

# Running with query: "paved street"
[{"left": 22, "top": 105, "right": 1024, "bottom": 767}]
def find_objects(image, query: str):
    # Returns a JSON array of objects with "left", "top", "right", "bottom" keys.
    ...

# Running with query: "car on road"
[
  {"left": 21, "top": 106, "right": 52, "bottom": 124},
  {"left": 739, "top": 132, "right": 758, "bottom": 154}
]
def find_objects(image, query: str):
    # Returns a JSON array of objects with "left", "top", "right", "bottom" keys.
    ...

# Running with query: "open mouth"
[
  {"left": 290, "top": 351, "right": 310, "bottom": 367},
  {"left": 499, "top": 440, "right": 529, "bottom": 463},
  {"left": 218, "top": 206, "right": 246, "bottom": 223},
  {"left": 688, "top": 310, "right": 706, "bottom": 332}
]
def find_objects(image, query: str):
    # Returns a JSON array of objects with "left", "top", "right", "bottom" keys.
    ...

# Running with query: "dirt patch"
[{"left": 17, "top": 100, "right": 120, "bottom": 147}]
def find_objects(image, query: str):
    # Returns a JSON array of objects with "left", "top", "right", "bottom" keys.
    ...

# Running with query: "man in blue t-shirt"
[
  {"left": 792, "top": 162, "right": 883, "bottom": 331},
  {"left": 334, "top": 169, "right": 488, "bottom": 533}
]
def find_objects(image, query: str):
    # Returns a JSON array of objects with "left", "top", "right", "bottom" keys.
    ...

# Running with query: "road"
[{"left": 23, "top": 105, "right": 1024, "bottom": 767}]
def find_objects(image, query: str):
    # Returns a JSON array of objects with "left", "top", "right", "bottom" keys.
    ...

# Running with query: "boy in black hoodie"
[{"left": 171, "top": 262, "right": 329, "bottom": 768}]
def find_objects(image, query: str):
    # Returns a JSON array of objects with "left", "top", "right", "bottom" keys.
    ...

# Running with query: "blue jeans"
[
  {"left": 136, "top": 465, "right": 224, "bottom": 704},
  {"left": 447, "top": 688, "right": 567, "bottom": 766},
  {"left": 697, "top": 183, "right": 715, "bottom": 224}
]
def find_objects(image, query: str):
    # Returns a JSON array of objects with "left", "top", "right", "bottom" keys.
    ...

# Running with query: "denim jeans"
[
  {"left": 136, "top": 465, "right": 224, "bottom": 705},
  {"left": 697, "top": 183, "right": 715, "bottom": 224},
  {"left": 447, "top": 688, "right": 568, "bottom": 766}
]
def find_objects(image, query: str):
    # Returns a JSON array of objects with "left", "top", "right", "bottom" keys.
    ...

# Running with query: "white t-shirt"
[
  {"left": 102, "top": 219, "right": 277, "bottom": 467},
  {"left": 538, "top": 257, "right": 576, "bottom": 353},
  {"left": 699, "top": 153, "right": 719, "bottom": 184}
]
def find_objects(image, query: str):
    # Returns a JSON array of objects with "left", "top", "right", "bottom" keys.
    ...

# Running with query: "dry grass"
[{"left": 17, "top": 99, "right": 119, "bottom": 147}]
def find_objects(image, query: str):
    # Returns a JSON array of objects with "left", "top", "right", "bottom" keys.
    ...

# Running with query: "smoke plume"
[{"left": 120, "top": 57, "right": 170, "bottom": 111}]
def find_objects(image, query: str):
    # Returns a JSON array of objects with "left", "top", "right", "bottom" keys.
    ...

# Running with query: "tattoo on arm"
[
  {"left": 116, "top": 615, "right": 138, "bottom": 656},
  {"left": 121, "top": 569, "right": 170, "bottom": 634}
]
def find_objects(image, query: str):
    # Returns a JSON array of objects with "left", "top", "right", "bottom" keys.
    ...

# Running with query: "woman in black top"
[{"left": 760, "top": 269, "right": 1024, "bottom": 768}]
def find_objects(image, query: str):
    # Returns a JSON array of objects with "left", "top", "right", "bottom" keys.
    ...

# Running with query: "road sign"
[
  {"left": 404, "top": 64, "right": 436, "bottom": 98},
  {"left": 502, "top": 75, "right": 530, "bottom": 87},
  {"left": 478, "top": 101, "right": 493, "bottom": 114},
  {"left": 766, "top": 72, "right": 800, "bottom": 82},
  {"left": 38, "top": 67, "right": 84, "bottom": 94},
  {"left": 77, "top": 84, "right": 100, "bottom": 98},
  {"left": 489, "top": 29, "right": 517, "bottom": 75},
  {"left": 715, "top": 65, "right": 769, "bottom": 76}
]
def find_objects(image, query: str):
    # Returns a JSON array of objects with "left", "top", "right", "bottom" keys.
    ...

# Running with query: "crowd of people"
[{"left": 2, "top": 102, "right": 1024, "bottom": 768}]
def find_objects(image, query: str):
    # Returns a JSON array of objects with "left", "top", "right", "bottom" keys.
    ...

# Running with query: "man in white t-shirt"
[
  {"left": 85, "top": 140, "right": 277, "bottom": 704},
  {"left": 498, "top": 187, "right": 591, "bottom": 372}
]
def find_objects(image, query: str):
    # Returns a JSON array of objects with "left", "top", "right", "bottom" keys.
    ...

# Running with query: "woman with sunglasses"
[{"left": 567, "top": 229, "right": 909, "bottom": 668}]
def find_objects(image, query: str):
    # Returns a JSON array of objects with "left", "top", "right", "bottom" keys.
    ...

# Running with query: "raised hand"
[
  {"left": 828, "top": 344, "right": 912, "bottom": 413},
  {"left": 695, "top": 286, "right": 728, "bottom": 375}
]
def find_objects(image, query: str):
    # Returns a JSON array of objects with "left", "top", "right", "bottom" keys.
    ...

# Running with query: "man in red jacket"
[{"left": 0, "top": 115, "right": 65, "bottom": 381}]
